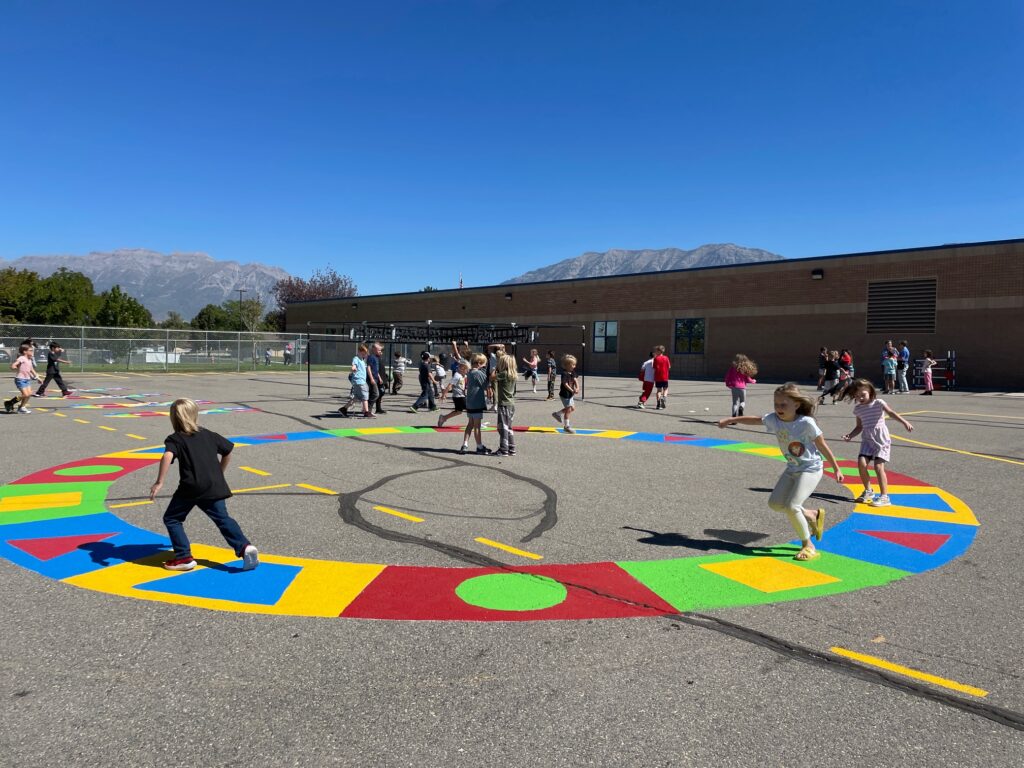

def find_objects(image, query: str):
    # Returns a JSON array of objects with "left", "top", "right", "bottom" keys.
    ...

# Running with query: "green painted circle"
[
  {"left": 455, "top": 573, "right": 568, "bottom": 612},
  {"left": 53, "top": 464, "right": 124, "bottom": 477}
]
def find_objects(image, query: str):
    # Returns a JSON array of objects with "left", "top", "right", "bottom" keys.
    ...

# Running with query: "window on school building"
[
  {"left": 674, "top": 318, "right": 705, "bottom": 354},
  {"left": 593, "top": 321, "right": 618, "bottom": 353}
]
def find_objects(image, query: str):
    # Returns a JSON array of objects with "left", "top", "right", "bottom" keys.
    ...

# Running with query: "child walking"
[
  {"left": 636, "top": 350, "right": 655, "bottom": 408},
  {"left": 148, "top": 398, "right": 259, "bottom": 572},
  {"left": 552, "top": 354, "right": 579, "bottom": 433},
  {"left": 494, "top": 352, "right": 517, "bottom": 455},
  {"left": 545, "top": 350, "right": 557, "bottom": 400},
  {"left": 461, "top": 353, "right": 490, "bottom": 454},
  {"left": 392, "top": 351, "right": 411, "bottom": 394},
  {"left": 5, "top": 343, "right": 39, "bottom": 414},
  {"left": 718, "top": 383, "right": 843, "bottom": 561},
  {"left": 339, "top": 344, "right": 373, "bottom": 418},
  {"left": 920, "top": 350, "right": 936, "bottom": 395},
  {"left": 839, "top": 379, "right": 914, "bottom": 507},
  {"left": 882, "top": 351, "right": 898, "bottom": 395},
  {"left": 652, "top": 345, "right": 671, "bottom": 409},
  {"left": 725, "top": 354, "right": 757, "bottom": 416},
  {"left": 521, "top": 348, "right": 540, "bottom": 393}
]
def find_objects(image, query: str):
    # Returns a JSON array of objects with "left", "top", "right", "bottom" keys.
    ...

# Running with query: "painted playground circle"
[{"left": 0, "top": 425, "right": 979, "bottom": 621}]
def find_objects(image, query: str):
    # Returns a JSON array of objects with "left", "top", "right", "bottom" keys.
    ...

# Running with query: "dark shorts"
[
  {"left": 655, "top": 380, "right": 669, "bottom": 390},
  {"left": 452, "top": 396, "right": 467, "bottom": 411},
  {"left": 858, "top": 453, "right": 887, "bottom": 464},
  {"left": 466, "top": 409, "right": 484, "bottom": 419}
]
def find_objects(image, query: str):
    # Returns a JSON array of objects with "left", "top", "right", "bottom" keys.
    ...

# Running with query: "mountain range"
[
  {"left": 502, "top": 244, "right": 784, "bottom": 284},
  {"left": 0, "top": 250, "right": 290, "bottom": 321}
]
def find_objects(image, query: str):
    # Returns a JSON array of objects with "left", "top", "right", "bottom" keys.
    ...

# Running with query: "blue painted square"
[
  {"left": 813, "top": 513, "right": 977, "bottom": 573},
  {"left": 234, "top": 430, "right": 335, "bottom": 446},
  {"left": 623, "top": 432, "right": 668, "bottom": 443},
  {"left": 0, "top": 513, "right": 170, "bottom": 580},
  {"left": 887, "top": 493, "right": 954, "bottom": 513},
  {"left": 134, "top": 561, "right": 302, "bottom": 605}
]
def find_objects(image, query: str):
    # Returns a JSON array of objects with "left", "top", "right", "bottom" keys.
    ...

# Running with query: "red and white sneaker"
[{"left": 163, "top": 556, "right": 197, "bottom": 571}]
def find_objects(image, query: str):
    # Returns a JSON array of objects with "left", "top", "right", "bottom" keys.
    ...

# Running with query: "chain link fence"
[{"left": 0, "top": 323, "right": 352, "bottom": 372}]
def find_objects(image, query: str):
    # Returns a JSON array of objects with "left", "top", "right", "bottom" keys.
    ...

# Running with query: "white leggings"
[{"left": 768, "top": 469, "right": 822, "bottom": 541}]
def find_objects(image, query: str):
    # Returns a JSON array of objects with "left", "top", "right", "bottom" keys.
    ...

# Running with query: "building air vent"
[{"left": 866, "top": 278, "right": 937, "bottom": 333}]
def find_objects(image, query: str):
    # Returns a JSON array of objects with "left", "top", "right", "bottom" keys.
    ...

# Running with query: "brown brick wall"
[{"left": 287, "top": 240, "right": 1024, "bottom": 388}]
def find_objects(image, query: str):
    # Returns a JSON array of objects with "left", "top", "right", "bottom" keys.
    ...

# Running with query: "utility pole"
[{"left": 236, "top": 288, "right": 247, "bottom": 373}]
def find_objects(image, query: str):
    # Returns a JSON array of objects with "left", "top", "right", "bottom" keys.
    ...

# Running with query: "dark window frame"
[{"left": 673, "top": 318, "right": 705, "bottom": 355}]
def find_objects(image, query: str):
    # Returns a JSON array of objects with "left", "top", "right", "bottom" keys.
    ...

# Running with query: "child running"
[
  {"left": 725, "top": 354, "right": 757, "bottom": 416},
  {"left": 437, "top": 359, "right": 468, "bottom": 428},
  {"left": 718, "top": 382, "right": 843, "bottom": 561},
  {"left": 34, "top": 341, "right": 73, "bottom": 398},
  {"left": 149, "top": 398, "right": 259, "bottom": 572},
  {"left": 5, "top": 343, "right": 39, "bottom": 414},
  {"left": 552, "top": 354, "right": 579, "bottom": 433},
  {"left": 521, "top": 348, "right": 540, "bottom": 393},
  {"left": 839, "top": 378, "right": 914, "bottom": 507},
  {"left": 392, "top": 351, "right": 411, "bottom": 394},
  {"left": 494, "top": 352, "right": 517, "bottom": 455},
  {"left": 461, "top": 353, "right": 490, "bottom": 454}
]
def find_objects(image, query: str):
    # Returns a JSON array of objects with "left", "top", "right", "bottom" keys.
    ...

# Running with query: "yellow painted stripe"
[
  {"left": 233, "top": 483, "right": 291, "bottom": 493},
  {"left": 109, "top": 500, "right": 154, "bottom": 509},
  {"left": 239, "top": 466, "right": 272, "bottom": 476},
  {"left": 52, "top": 412, "right": 68, "bottom": 418},
  {"left": 830, "top": 647, "right": 988, "bottom": 697},
  {"left": 296, "top": 483, "right": 339, "bottom": 495},
  {"left": 98, "top": 425, "right": 117, "bottom": 432},
  {"left": 125, "top": 434, "right": 147, "bottom": 440},
  {"left": 474, "top": 537, "right": 543, "bottom": 560},
  {"left": 891, "top": 434, "right": 1024, "bottom": 467},
  {"left": 372, "top": 505, "right": 424, "bottom": 523},
  {"left": 73, "top": 418, "right": 91, "bottom": 424}
]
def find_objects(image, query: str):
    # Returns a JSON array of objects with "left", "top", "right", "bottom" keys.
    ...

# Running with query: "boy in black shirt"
[
  {"left": 34, "top": 342, "right": 73, "bottom": 397},
  {"left": 149, "top": 398, "right": 258, "bottom": 571}
]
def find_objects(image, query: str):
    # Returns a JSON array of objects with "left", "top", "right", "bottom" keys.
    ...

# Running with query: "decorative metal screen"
[{"left": 866, "top": 279, "right": 937, "bottom": 333}]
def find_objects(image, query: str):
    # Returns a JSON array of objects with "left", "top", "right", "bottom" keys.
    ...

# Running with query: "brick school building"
[{"left": 286, "top": 238, "right": 1024, "bottom": 389}]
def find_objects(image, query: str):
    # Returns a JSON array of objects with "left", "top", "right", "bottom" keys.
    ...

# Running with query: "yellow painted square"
[
  {"left": 700, "top": 557, "right": 840, "bottom": 593},
  {"left": 0, "top": 491, "right": 83, "bottom": 514},
  {"left": 355, "top": 427, "right": 404, "bottom": 435}
]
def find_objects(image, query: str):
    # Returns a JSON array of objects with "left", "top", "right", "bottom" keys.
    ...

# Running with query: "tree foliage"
[
  {"left": 159, "top": 311, "right": 189, "bottom": 329},
  {"left": 95, "top": 285, "right": 154, "bottom": 328},
  {"left": 0, "top": 267, "right": 39, "bottom": 322},
  {"left": 272, "top": 266, "right": 357, "bottom": 310},
  {"left": 23, "top": 268, "right": 98, "bottom": 325},
  {"left": 189, "top": 303, "right": 234, "bottom": 331},
  {"left": 420, "top": 285, "right": 439, "bottom": 292}
]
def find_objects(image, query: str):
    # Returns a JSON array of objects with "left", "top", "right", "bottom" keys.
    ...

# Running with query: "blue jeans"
[
  {"left": 413, "top": 382, "right": 435, "bottom": 409},
  {"left": 163, "top": 496, "right": 249, "bottom": 559}
]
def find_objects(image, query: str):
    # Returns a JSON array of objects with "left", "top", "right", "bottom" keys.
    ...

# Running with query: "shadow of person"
[
  {"left": 78, "top": 541, "right": 169, "bottom": 568},
  {"left": 621, "top": 526, "right": 787, "bottom": 557},
  {"left": 748, "top": 488, "right": 849, "bottom": 504}
]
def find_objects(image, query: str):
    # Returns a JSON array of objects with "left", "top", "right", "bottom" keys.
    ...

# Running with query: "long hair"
[
  {"left": 733, "top": 354, "right": 758, "bottom": 377},
  {"left": 774, "top": 382, "right": 816, "bottom": 416},
  {"left": 496, "top": 353, "right": 517, "bottom": 376},
  {"left": 838, "top": 378, "right": 876, "bottom": 403},
  {"left": 169, "top": 398, "right": 200, "bottom": 435}
]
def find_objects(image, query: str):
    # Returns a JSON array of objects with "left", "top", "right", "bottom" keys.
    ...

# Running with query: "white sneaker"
[
  {"left": 16, "top": 408, "right": 31, "bottom": 414},
  {"left": 242, "top": 544, "right": 260, "bottom": 571},
  {"left": 870, "top": 495, "right": 891, "bottom": 507},
  {"left": 637, "top": 402, "right": 645, "bottom": 409}
]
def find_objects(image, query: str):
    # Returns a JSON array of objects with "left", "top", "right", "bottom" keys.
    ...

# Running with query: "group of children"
[
  {"left": 635, "top": 347, "right": 672, "bottom": 409},
  {"left": 4, "top": 339, "right": 74, "bottom": 414},
  {"left": 719, "top": 377, "right": 913, "bottom": 561}
]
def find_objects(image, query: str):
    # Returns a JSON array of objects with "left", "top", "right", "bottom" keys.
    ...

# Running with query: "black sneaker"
[
  {"left": 409, "top": 406, "right": 419, "bottom": 413},
  {"left": 476, "top": 445, "right": 490, "bottom": 454},
  {"left": 338, "top": 407, "right": 350, "bottom": 417},
  {"left": 4, "top": 399, "right": 14, "bottom": 413}
]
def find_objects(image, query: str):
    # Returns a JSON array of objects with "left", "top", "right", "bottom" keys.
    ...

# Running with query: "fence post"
[{"left": 80, "top": 325, "right": 85, "bottom": 373}]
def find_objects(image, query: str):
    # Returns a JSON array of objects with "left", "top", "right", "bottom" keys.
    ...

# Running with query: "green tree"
[
  {"left": 23, "top": 268, "right": 98, "bottom": 325},
  {"left": 190, "top": 303, "right": 234, "bottom": 330},
  {"left": 420, "top": 285, "right": 439, "bottom": 292},
  {"left": 222, "top": 296, "right": 267, "bottom": 332},
  {"left": 95, "top": 285, "right": 154, "bottom": 328},
  {"left": 0, "top": 267, "right": 40, "bottom": 322},
  {"left": 261, "top": 308, "right": 285, "bottom": 332}
]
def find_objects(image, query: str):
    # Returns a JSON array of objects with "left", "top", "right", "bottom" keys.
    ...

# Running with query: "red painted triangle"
[
  {"left": 856, "top": 529, "right": 951, "bottom": 555},
  {"left": 8, "top": 532, "right": 120, "bottom": 561}
]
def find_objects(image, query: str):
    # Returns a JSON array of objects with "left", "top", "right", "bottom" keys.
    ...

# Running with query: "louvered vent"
[{"left": 866, "top": 279, "right": 937, "bottom": 333}]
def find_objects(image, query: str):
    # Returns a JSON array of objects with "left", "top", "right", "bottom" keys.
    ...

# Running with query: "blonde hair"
[
  {"left": 470, "top": 352, "right": 486, "bottom": 367},
  {"left": 497, "top": 353, "right": 517, "bottom": 376},
  {"left": 562, "top": 354, "right": 577, "bottom": 368},
  {"left": 733, "top": 354, "right": 758, "bottom": 377},
  {"left": 774, "top": 382, "right": 816, "bottom": 416},
  {"left": 169, "top": 398, "right": 200, "bottom": 435}
]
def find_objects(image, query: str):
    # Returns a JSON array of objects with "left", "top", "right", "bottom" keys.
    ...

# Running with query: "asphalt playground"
[{"left": 1, "top": 368, "right": 1022, "bottom": 766}]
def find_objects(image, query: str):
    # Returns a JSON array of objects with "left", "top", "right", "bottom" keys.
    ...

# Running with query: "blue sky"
[{"left": 1, "top": 0, "right": 1021, "bottom": 295}]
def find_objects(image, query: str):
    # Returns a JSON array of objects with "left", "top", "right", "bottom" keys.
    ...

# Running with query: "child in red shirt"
[{"left": 652, "top": 345, "right": 671, "bottom": 410}]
